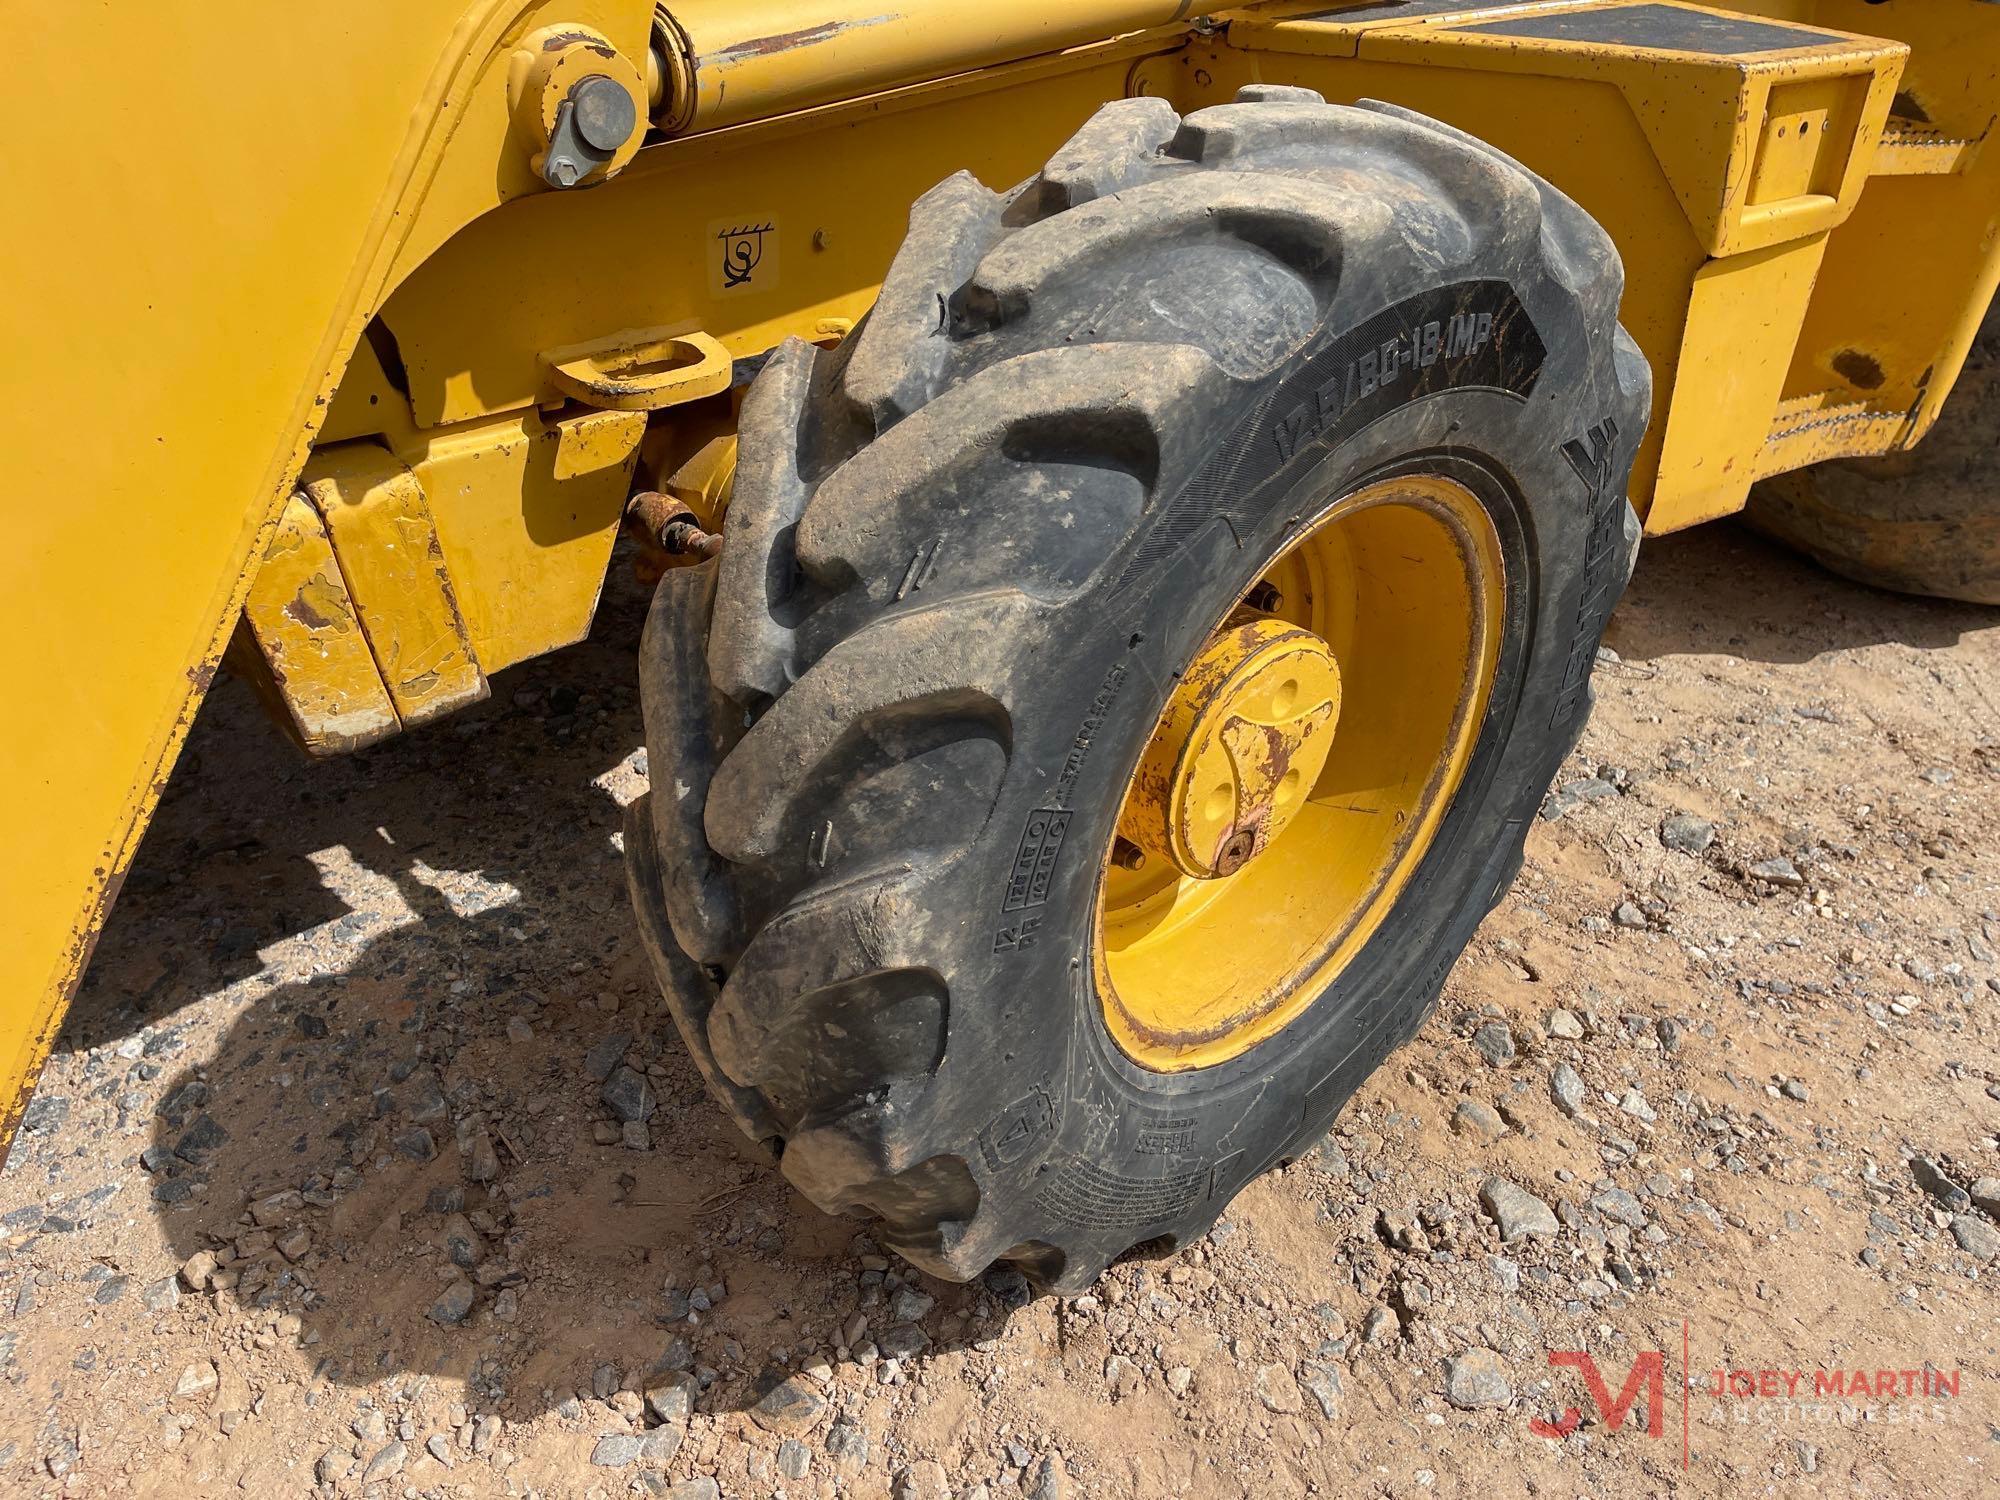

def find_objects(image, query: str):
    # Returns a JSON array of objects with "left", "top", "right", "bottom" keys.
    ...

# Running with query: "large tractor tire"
[
  {"left": 626, "top": 86, "right": 1648, "bottom": 1293},
  {"left": 1745, "top": 295, "right": 2000, "bottom": 606}
]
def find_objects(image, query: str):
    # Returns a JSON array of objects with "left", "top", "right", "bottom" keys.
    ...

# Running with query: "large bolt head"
[{"left": 570, "top": 74, "right": 638, "bottom": 152}]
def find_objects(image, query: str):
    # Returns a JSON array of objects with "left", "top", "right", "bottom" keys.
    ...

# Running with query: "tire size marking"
[
  {"left": 1550, "top": 418, "right": 1626, "bottom": 729},
  {"left": 1272, "top": 304, "right": 1515, "bottom": 466},
  {"left": 1135, "top": 1118, "right": 1195, "bottom": 1157},
  {"left": 1112, "top": 279, "right": 1545, "bottom": 596},
  {"left": 1049, "top": 662, "right": 1127, "bottom": 812}
]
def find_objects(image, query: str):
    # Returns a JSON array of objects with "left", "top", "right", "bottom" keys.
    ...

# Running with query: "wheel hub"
[
  {"left": 1117, "top": 617, "right": 1343, "bottom": 880},
  {"left": 1095, "top": 474, "right": 1505, "bottom": 1073}
]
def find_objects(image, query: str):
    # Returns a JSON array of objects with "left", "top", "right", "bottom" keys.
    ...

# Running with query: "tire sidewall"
[{"left": 931, "top": 269, "right": 1635, "bottom": 1268}]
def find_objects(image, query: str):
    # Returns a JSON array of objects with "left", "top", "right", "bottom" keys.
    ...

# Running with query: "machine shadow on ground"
[
  {"left": 56, "top": 524, "right": 1995, "bottom": 1423},
  {"left": 1614, "top": 517, "right": 1992, "bottom": 667},
  {"left": 64, "top": 560, "right": 1003, "bottom": 1421}
]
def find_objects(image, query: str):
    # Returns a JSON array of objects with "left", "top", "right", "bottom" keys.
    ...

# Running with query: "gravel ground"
[{"left": 1, "top": 521, "right": 1997, "bottom": 1498}]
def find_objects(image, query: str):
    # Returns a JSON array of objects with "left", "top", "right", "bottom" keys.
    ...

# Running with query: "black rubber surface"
[
  {"left": 627, "top": 86, "right": 1649, "bottom": 1292},
  {"left": 1745, "top": 293, "right": 2000, "bottom": 607}
]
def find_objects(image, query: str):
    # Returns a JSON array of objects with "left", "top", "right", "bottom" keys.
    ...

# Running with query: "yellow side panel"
[
  {"left": 0, "top": 0, "right": 658, "bottom": 1144},
  {"left": 1651, "top": 235, "right": 1829, "bottom": 531},
  {"left": 1206, "top": 3, "right": 1902, "bottom": 530},
  {"left": 239, "top": 494, "right": 402, "bottom": 753},
  {"left": 301, "top": 446, "right": 489, "bottom": 726},
  {"left": 395, "top": 409, "right": 646, "bottom": 673},
  {"left": 380, "top": 46, "right": 1164, "bottom": 427}
]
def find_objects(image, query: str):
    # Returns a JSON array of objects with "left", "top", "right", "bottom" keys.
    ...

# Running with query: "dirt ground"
[{"left": 1, "top": 519, "right": 1996, "bottom": 1498}]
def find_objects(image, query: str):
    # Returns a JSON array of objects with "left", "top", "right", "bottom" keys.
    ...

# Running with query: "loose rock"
[
  {"left": 1443, "top": 1349, "right": 1512, "bottom": 1410},
  {"left": 1451, "top": 1098, "right": 1508, "bottom": 1143},
  {"left": 1950, "top": 1214, "right": 2000, "bottom": 1262},
  {"left": 749, "top": 1374, "right": 825, "bottom": 1437},
  {"left": 1748, "top": 856, "right": 1805, "bottom": 887},
  {"left": 600, "top": 1066, "right": 657, "bottom": 1125},
  {"left": 1551, "top": 1061, "right": 1587, "bottom": 1118},
  {"left": 1480, "top": 1178, "right": 1558, "bottom": 1242},
  {"left": 591, "top": 1433, "right": 643, "bottom": 1468},
  {"left": 173, "top": 1361, "right": 217, "bottom": 1398},
  {"left": 1660, "top": 814, "right": 1716, "bottom": 855},
  {"left": 361, "top": 1441, "right": 407, "bottom": 1482},
  {"left": 1471, "top": 1023, "right": 1516, "bottom": 1067},
  {"left": 1254, "top": 1362, "right": 1303, "bottom": 1414},
  {"left": 1913, "top": 1156, "right": 1971, "bottom": 1212},
  {"left": 428, "top": 1278, "right": 475, "bottom": 1326}
]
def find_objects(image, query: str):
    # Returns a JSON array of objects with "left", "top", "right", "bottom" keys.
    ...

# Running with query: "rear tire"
[
  {"left": 1745, "top": 294, "right": 2000, "bottom": 606},
  {"left": 627, "top": 86, "right": 1648, "bottom": 1292}
]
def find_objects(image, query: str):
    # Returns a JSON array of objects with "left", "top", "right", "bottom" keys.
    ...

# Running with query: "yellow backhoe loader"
[{"left": 7, "top": 0, "right": 1998, "bottom": 1290}]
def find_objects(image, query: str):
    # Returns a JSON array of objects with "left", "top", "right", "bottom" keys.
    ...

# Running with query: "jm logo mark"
[
  {"left": 1529, "top": 1349, "right": 1666, "bottom": 1442},
  {"left": 1528, "top": 1336, "right": 1672, "bottom": 1472},
  {"left": 717, "top": 222, "right": 773, "bottom": 287}
]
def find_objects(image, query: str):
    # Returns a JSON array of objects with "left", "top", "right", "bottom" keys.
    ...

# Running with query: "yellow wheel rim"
[{"left": 1095, "top": 474, "right": 1505, "bottom": 1071}]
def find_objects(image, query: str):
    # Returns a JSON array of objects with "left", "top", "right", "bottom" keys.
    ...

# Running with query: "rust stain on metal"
[
  {"left": 282, "top": 575, "right": 339, "bottom": 631},
  {"left": 704, "top": 13, "right": 901, "bottom": 67},
  {"left": 626, "top": 490, "right": 724, "bottom": 563},
  {"left": 1832, "top": 348, "right": 1886, "bottom": 391}
]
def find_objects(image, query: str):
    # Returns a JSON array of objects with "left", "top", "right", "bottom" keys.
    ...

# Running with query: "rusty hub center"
[{"left": 1117, "top": 616, "right": 1343, "bottom": 880}]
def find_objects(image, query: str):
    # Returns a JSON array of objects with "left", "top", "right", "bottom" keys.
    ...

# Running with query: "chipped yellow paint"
[
  {"left": 1117, "top": 618, "right": 1342, "bottom": 882},
  {"left": 238, "top": 493, "right": 402, "bottom": 753},
  {"left": 300, "top": 445, "right": 489, "bottom": 727},
  {"left": 552, "top": 406, "right": 653, "bottom": 483},
  {"left": 509, "top": 22, "right": 649, "bottom": 186}
]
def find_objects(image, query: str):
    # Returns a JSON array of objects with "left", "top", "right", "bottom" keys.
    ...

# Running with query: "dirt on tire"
[{"left": 628, "top": 86, "right": 1647, "bottom": 1293}]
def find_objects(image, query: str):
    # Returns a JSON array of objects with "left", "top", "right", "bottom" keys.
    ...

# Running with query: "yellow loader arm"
[{"left": 1, "top": 1, "right": 543, "bottom": 1139}]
